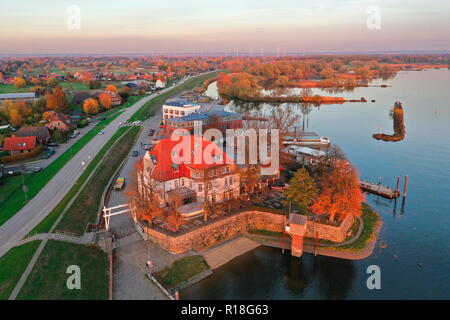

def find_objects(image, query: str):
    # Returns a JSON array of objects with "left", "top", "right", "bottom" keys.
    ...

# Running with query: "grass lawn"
[
  {"left": 0, "top": 84, "right": 35, "bottom": 94},
  {"left": 30, "top": 126, "right": 134, "bottom": 235},
  {"left": 331, "top": 204, "right": 380, "bottom": 251},
  {"left": 130, "top": 71, "right": 221, "bottom": 121},
  {"left": 0, "top": 241, "right": 41, "bottom": 300},
  {"left": 0, "top": 97, "right": 144, "bottom": 227},
  {"left": 17, "top": 240, "right": 109, "bottom": 300},
  {"left": 59, "top": 82, "right": 89, "bottom": 91},
  {"left": 155, "top": 255, "right": 210, "bottom": 289},
  {"left": 55, "top": 126, "right": 141, "bottom": 235}
]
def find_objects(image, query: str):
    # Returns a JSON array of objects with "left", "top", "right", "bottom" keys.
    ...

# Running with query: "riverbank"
[{"left": 200, "top": 235, "right": 260, "bottom": 269}]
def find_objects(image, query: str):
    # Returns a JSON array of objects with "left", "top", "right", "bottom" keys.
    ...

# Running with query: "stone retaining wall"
[
  {"left": 305, "top": 214, "right": 354, "bottom": 243},
  {"left": 142, "top": 211, "right": 353, "bottom": 254}
]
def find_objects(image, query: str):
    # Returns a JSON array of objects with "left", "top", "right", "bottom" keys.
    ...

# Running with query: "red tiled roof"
[
  {"left": 148, "top": 135, "right": 235, "bottom": 181},
  {"left": 3, "top": 136, "right": 36, "bottom": 151}
]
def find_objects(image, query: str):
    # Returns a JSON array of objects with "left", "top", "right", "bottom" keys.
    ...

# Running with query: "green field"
[
  {"left": 17, "top": 240, "right": 109, "bottom": 300},
  {"left": 0, "top": 241, "right": 41, "bottom": 300},
  {"left": 56, "top": 126, "right": 140, "bottom": 235},
  {"left": 0, "top": 84, "right": 35, "bottom": 94}
]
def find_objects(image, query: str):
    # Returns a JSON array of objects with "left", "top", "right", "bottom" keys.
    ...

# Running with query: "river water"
[{"left": 183, "top": 69, "right": 450, "bottom": 299}]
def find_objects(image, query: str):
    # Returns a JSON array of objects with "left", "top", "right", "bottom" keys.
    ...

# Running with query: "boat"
[
  {"left": 283, "top": 132, "right": 330, "bottom": 147},
  {"left": 283, "top": 145, "right": 326, "bottom": 164}
]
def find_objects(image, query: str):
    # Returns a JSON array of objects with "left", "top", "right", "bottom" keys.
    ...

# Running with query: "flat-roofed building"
[
  {"left": 162, "top": 100, "right": 201, "bottom": 122},
  {"left": 0, "top": 92, "right": 37, "bottom": 102}
]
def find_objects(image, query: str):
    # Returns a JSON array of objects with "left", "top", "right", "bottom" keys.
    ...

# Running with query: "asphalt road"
[{"left": 0, "top": 77, "right": 193, "bottom": 258}]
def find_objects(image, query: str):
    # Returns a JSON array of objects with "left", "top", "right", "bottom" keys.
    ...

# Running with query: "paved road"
[
  {"left": 4, "top": 117, "right": 101, "bottom": 171},
  {"left": 0, "top": 75, "right": 197, "bottom": 258}
]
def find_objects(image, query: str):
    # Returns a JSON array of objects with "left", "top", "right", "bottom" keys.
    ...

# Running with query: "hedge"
[{"left": 0, "top": 145, "right": 44, "bottom": 164}]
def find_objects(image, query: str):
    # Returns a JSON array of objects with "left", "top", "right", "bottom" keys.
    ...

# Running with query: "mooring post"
[
  {"left": 314, "top": 231, "right": 318, "bottom": 257},
  {"left": 403, "top": 175, "right": 409, "bottom": 198},
  {"left": 395, "top": 176, "right": 400, "bottom": 193}
]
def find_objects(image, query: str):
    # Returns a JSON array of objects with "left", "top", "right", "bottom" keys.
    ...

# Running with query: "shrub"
[{"left": 0, "top": 145, "right": 44, "bottom": 164}]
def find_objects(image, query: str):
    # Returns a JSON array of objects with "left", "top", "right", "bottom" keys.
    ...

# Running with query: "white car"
[{"left": 98, "top": 130, "right": 105, "bottom": 135}]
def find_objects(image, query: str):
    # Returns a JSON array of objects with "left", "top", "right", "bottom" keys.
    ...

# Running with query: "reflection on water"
[{"left": 182, "top": 69, "right": 450, "bottom": 299}]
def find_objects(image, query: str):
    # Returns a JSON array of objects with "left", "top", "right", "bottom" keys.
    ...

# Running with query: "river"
[{"left": 182, "top": 69, "right": 450, "bottom": 299}]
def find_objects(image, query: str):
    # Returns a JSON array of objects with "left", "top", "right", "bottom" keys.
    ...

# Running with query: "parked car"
[
  {"left": 47, "top": 142, "right": 59, "bottom": 147},
  {"left": 98, "top": 130, "right": 105, "bottom": 135},
  {"left": 143, "top": 144, "right": 151, "bottom": 150},
  {"left": 148, "top": 129, "right": 155, "bottom": 136},
  {"left": 131, "top": 150, "right": 139, "bottom": 157},
  {"left": 44, "top": 149, "right": 55, "bottom": 159},
  {"left": 32, "top": 166, "right": 43, "bottom": 173}
]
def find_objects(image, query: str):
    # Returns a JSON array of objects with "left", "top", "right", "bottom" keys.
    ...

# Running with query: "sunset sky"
[{"left": 1, "top": 0, "right": 449, "bottom": 54}]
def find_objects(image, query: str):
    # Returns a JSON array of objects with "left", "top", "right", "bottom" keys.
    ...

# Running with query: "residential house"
[
  {"left": 15, "top": 126, "right": 51, "bottom": 145},
  {"left": 46, "top": 112, "right": 74, "bottom": 132},
  {"left": 104, "top": 91, "right": 122, "bottom": 106},
  {"left": 3, "top": 136, "right": 37, "bottom": 155},
  {"left": 142, "top": 135, "right": 240, "bottom": 219}
]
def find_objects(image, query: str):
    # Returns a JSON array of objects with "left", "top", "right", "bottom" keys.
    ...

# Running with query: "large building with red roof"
[{"left": 142, "top": 135, "right": 240, "bottom": 219}]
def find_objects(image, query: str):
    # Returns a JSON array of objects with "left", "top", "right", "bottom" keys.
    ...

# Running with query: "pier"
[{"left": 360, "top": 180, "right": 400, "bottom": 199}]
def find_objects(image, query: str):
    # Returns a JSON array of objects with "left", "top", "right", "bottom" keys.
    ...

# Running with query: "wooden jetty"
[{"left": 360, "top": 180, "right": 400, "bottom": 199}]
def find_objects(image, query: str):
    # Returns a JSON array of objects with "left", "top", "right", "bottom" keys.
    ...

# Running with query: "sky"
[{"left": 0, "top": 0, "right": 449, "bottom": 54}]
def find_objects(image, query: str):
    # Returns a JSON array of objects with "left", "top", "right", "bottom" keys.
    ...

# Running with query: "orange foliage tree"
[
  {"left": 105, "top": 85, "right": 118, "bottom": 93},
  {"left": 13, "top": 77, "right": 26, "bottom": 89},
  {"left": 310, "top": 163, "right": 365, "bottom": 222},
  {"left": 83, "top": 98, "right": 100, "bottom": 115},
  {"left": 8, "top": 108, "right": 23, "bottom": 126},
  {"left": 98, "top": 92, "right": 112, "bottom": 110}
]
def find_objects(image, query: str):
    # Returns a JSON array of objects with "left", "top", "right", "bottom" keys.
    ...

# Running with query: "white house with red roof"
[{"left": 141, "top": 135, "right": 240, "bottom": 219}]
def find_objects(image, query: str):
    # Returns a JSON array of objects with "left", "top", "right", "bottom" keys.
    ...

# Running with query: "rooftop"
[
  {"left": 0, "top": 92, "right": 36, "bottom": 99},
  {"left": 163, "top": 100, "right": 201, "bottom": 108}
]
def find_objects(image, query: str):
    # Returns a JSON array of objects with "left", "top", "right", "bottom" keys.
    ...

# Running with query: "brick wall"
[{"left": 142, "top": 211, "right": 353, "bottom": 254}]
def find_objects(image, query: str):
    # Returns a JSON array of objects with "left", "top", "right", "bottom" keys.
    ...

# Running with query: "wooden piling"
[
  {"left": 395, "top": 176, "right": 400, "bottom": 193},
  {"left": 403, "top": 175, "right": 409, "bottom": 198}
]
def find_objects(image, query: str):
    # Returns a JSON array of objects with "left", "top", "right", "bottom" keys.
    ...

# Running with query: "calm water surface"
[{"left": 183, "top": 69, "right": 450, "bottom": 299}]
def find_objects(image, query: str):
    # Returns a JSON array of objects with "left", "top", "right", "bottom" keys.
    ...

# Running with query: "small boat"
[{"left": 283, "top": 132, "right": 330, "bottom": 147}]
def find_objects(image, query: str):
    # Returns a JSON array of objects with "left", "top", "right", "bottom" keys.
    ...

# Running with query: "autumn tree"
[
  {"left": 83, "top": 98, "right": 100, "bottom": 115},
  {"left": 105, "top": 85, "right": 118, "bottom": 93},
  {"left": 310, "top": 163, "right": 364, "bottom": 222},
  {"left": 239, "top": 164, "right": 261, "bottom": 201},
  {"left": 283, "top": 168, "right": 318, "bottom": 212},
  {"left": 8, "top": 108, "right": 23, "bottom": 126},
  {"left": 125, "top": 160, "right": 163, "bottom": 223},
  {"left": 47, "top": 77, "right": 59, "bottom": 88},
  {"left": 98, "top": 92, "right": 112, "bottom": 110},
  {"left": 13, "top": 77, "right": 26, "bottom": 89},
  {"left": 46, "top": 86, "right": 69, "bottom": 112}
]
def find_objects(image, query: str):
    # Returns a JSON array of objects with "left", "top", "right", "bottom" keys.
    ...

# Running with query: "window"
[
  {"left": 208, "top": 182, "right": 212, "bottom": 189},
  {"left": 222, "top": 166, "right": 229, "bottom": 174},
  {"left": 189, "top": 181, "right": 193, "bottom": 189},
  {"left": 181, "top": 178, "right": 185, "bottom": 187},
  {"left": 198, "top": 184, "right": 203, "bottom": 192},
  {"left": 229, "top": 176, "right": 233, "bottom": 185},
  {"left": 224, "top": 178, "right": 228, "bottom": 187},
  {"left": 174, "top": 180, "right": 179, "bottom": 188}
]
